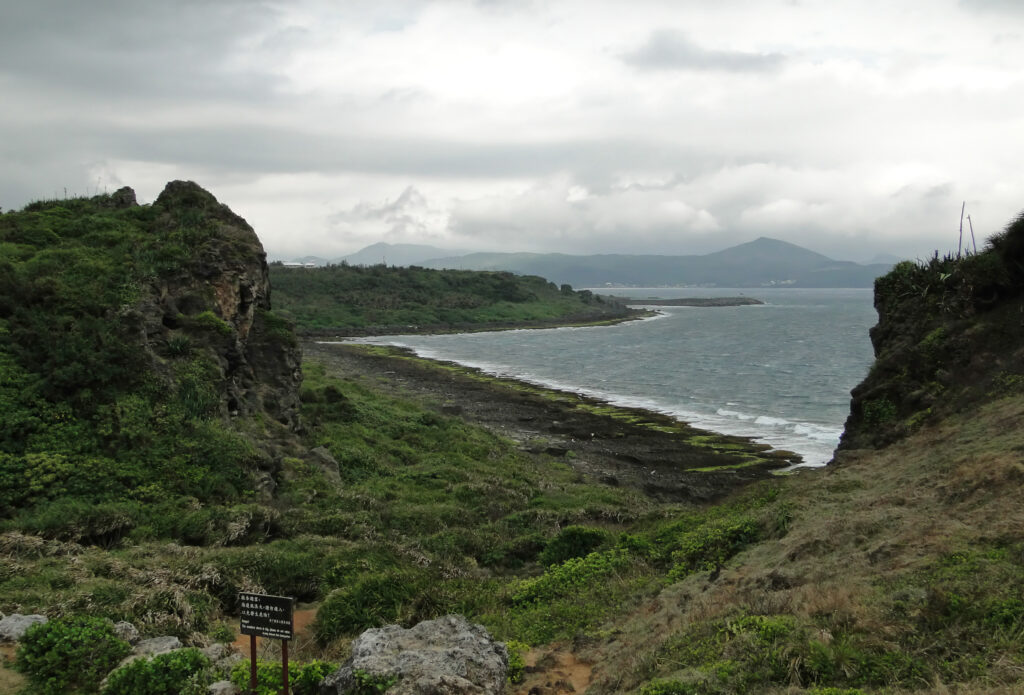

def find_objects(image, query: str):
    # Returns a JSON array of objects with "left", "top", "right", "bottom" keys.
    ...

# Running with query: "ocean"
[{"left": 345, "top": 287, "right": 878, "bottom": 467}]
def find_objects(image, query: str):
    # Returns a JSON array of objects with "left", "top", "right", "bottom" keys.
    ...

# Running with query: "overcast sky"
[{"left": 2, "top": 0, "right": 1022, "bottom": 262}]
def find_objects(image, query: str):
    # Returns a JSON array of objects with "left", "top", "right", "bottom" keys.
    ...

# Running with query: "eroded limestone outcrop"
[
  {"left": 121, "top": 181, "right": 303, "bottom": 431},
  {"left": 320, "top": 615, "right": 508, "bottom": 695}
]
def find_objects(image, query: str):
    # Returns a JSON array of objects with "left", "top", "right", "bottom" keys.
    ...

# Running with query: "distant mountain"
[
  {"left": 294, "top": 255, "right": 331, "bottom": 266},
  {"left": 866, "top": 252, "right": 906, "bottom": 265},
  {"left": 421, "top": 237, "right": 893, "bottom": 288},
  {"left": 338, "top": 242, "right": 465, "bottom": 267}
]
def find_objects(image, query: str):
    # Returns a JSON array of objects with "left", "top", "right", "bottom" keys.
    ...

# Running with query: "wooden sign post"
[{"left": 239, "top": 592, "right": 294, "bottom": 695}]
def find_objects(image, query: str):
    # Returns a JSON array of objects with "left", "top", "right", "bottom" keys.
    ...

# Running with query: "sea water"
[{"left": 344, "top": 288, "right": 878, "bottom": 466}]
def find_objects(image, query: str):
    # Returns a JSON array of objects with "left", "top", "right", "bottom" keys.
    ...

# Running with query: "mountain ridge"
[
  {"left": 419, "top": 238, "right": 893, "bottom": 288},
  {"left": 289, "top": 237, "right": 897, "bottom": 288}
]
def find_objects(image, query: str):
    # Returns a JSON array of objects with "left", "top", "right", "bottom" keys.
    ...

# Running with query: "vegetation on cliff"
[
  {"left": 0, "top": 183, "right": 300, "bottom": 545},
  {"left": 269, "top": 262, "right": 634, "bottom": 334},
  {"left": 841, "top": 211, "right": 1024, "bottom": 449}
]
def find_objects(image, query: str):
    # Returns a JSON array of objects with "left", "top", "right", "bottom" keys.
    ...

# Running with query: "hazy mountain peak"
[{"left": 338, "top": 242, "right": 467, "bottom": 267}]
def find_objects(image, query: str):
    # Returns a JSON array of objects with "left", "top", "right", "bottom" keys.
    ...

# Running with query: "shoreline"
[
  {"left": 294, "top": 307, "right": 655, "bottom": 339},
  {"left": 609, "top": 296, "right": 765, "bottom": 307},
  {"left": 304, "top": 341, "right": 803, "bottom": 503}
]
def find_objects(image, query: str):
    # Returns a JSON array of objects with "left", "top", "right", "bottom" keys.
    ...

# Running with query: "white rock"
[
  {"left": 321, "top": 615, "right": 508, "bottom": 695},
  {"left": 0, "top": 614, "right": 47, "bottom": 642}
]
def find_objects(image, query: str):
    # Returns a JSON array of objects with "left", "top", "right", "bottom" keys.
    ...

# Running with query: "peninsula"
[{"left": 609, "top": 296, "right": 764, "bottom": 307}]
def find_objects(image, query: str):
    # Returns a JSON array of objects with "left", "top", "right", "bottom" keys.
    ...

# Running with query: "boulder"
[
  {"left": 320, "top": 615, "right": 508, "bottom": 695},
  {"left": 202, "top": 642, "right": 243, "bottom": 671},
  {"left": 133, "top": 635, "right": 182, "bottom": 656},
  {"left": 307, "top": 446, "right": 341, "bottom": 482},
  {"left": 209, "top": 680, "right": 240, "bottom": 695},
  {"left": 113, "top": 620, "right": 141, "bottom": 645},
  {"left": 0, "top": 614, "right": 47, "bottom": 642}
]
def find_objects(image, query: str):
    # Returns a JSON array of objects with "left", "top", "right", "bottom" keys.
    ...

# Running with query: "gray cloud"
[
  {"left": 0, "top": 0, "right": 286, "bottom": 101},
  {"left": 0, "top": 1, "right": 1020, "bottom": 265},
  {"left": 959, "top": 0, "right": 1024, "bottom": 14},
  {"left": 0, "top": 116, "right": 722, "bottom": 183},
  {"left": 623, "top": 29, "right": 786, "bottom": 72}
]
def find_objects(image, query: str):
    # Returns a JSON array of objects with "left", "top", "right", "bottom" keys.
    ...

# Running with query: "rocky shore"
[
  {"left": 295, "top": 308, "right": 652, "bottom": 339},
  {"left": 304, "top": 341, "right": 798, "bottom": 502}
]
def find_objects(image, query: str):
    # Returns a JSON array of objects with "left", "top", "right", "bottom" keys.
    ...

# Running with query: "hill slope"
[
  {"left": 268, "top": 263, "right": 635, "bottom": 335},
  {"left": 550, "top": 211, "right": 1024, "bottom": 694},
  {"left": 336, "top": 241, "right": 464, "bottom": 267}
]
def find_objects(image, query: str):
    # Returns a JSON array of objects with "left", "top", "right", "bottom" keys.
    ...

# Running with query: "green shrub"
[
  {"left": 102, "top": 648, "right": 211, "bottom": 695},
  {"left": 191, "top": 310, "right": 233, "bottom": 336},
  {"left": 230, "top": 658, "right": 334, "bottom": 695},
  {"left": 639, "top": 679, "right": 700, "bottom": 695},
  {"left": 166, "top": 334, "right": 192, "bottom": 357},
  {"left": 15, "top": 615, "right": 131, "bottom": 694},
  {"left": 506, "top": 640, "right": 529, "bottom": 684},
  {"left": 665, "top": 516, "right": 760, "bottom": 582},
  {"left": 512, "top": 548, "right": 631, "bottom": 605},
  {"left": 314, "top": 570, "right": 424, "bottom": 643},
  {"left": 862, "top": 397, "right": 897, "bottom": 426},
  {"left": 210, "top": 622, "right": 237, "bottom": 643},
  {"left": 350, "top": 668, "right": 399, "bottom": 694},
  {"left": 538, "top": 525, "right": 611, "bottom": 566}
]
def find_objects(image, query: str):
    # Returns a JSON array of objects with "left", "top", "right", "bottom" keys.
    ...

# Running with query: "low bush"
[
  {"left": 314, "top": 569, "right": 432, "bottom": 644},
  {"left": 537, "top": 525, "right": 612, "bottom": 566},
  {"left": 665, "top": 516, "right": 760, "bottom": 582},
  {"left": 15, "top": 615, "right": 131, "bottom": 694},
  {"left": 229, "top": 658, "right": 334, "bottom": 695},
  {"left": 506, "top": 640, "right": 530, "bottom": 684},
  {"left": 102, "top": 648, "right": 212, "bottom": 695},
  {"left": 639, "top": 680, "right": 700, "bottom": 695}
]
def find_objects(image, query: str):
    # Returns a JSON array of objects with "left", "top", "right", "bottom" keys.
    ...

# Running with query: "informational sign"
[{"left": 239, "top": 592, "right": 294, "bottom": 641}]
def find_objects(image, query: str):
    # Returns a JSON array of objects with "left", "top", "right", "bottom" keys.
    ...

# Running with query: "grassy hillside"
[
  {"left": 0, "top": 187, "right": 772, "bottom": 693},
  {"left": 4, "top": 188, "right": 1024, "bottom": 695},
  {"left": 574, "top": 395, "right": 1024, "bottom": 695},
  {"left": 269, "top": 262, "right": 633, "bottom": 334}
]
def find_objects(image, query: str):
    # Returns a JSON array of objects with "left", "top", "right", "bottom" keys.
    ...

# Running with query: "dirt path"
[
  {"left": 304, "top": 341, "right": 792, "bottom": 503},
  {"left": 230, "top": 607, "right": 319, "bottom": 659},
  {"left": 512, "top": 646, "right": 594, "bottom": 694}
]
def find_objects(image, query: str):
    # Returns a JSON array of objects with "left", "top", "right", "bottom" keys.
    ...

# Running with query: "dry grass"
[{"left": 580, "top": 394, "right": 1024, "bottom": 693}]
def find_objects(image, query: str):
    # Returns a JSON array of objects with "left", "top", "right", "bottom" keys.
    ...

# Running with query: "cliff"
[
  {"left": 133, "top": 181, "right": 302, "bottom": 428},
  {"left": 840, "top": 211, "right": 1024, "bottom": 450},
  {"left": 0, "top": 181, "right": 303, "bottom": 531}
]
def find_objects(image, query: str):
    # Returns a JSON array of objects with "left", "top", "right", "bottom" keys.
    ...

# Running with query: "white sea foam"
[
  {"left": 754, "top": 415, "right": 791, "bottom": 427},
  {"left": 716, "top": 408, "right": 755, "bottom": 421}
]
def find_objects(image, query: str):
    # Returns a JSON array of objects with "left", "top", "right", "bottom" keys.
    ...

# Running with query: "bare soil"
[{"left": 513, "top": 645, "right": 594, "bottom": 695}]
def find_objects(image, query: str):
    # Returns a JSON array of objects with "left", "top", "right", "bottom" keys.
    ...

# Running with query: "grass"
[
  {"left": 3, "top": 359, "right": 1024, "bottom": 693},
  {"left": 575, "top": 394, "right": 1024, "bottom": 694}
]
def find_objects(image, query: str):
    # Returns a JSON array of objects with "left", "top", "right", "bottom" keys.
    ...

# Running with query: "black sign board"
[{"left": 239, "top": 592, "right": 294, "bottom": 641}]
